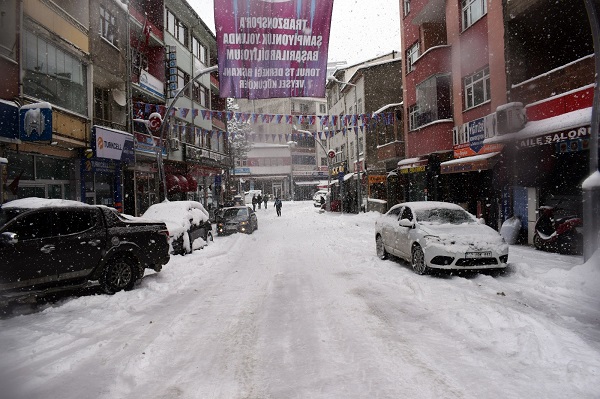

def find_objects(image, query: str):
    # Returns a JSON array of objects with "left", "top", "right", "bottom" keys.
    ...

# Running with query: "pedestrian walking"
[
  {"left": 257, "top": 193, "right": 263, "bottom": 209},
  {"left": 263, "top": 195, "right": 268, "bottom": 209},
  {"left": 274, "top": 197, "right": 282, "bottom": 217},
  {"left": 251, "top": 194, "right": 257, "bottom": 211}
]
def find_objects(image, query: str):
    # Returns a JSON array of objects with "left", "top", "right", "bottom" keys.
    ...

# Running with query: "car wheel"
[
  {"left": 376, "top": 234, "right": 388, "bottom": 260},
  {"left": 100, "top": 256, "right": 137, "bottom": 294},
  {"left": 411, "top": 245, "right": 430, "bottom": 275}
]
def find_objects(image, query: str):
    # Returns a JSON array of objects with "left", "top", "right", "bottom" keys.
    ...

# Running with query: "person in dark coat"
[
  {"left": 257, "top": 193, "right": 263, "bottom": 209},
  {"left": 251, "top": 194, "right": 257, "bottom": 211},
  {"left": 274, "top": 197, "right": 282, "bottom": 216},
  {"left": 263, "top": 195, "right": 268, "bottom": 209}
]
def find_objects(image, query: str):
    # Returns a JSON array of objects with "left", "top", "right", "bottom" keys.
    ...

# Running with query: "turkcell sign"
[
  {"left": 468, "top": 118, "right": 486, "bottom": 153},
  {"left": 215, "top": 0, "right": 334, "bottom": 99},
  {"left": 93, "top": 126, "right": 135, "bottom": 163}
]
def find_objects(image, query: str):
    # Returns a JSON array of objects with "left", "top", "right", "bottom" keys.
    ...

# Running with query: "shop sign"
[
  {"left": 557, "top": 138, "right": 590, "bottom": 153},
  {"left": 368, "top": 175, "right": 386, "bottom": 184},
  {"left": 330, "top": 161, "right": 347, "bottom": 176},
  {"left": 93, "top": 126, "right": 134, "bottom": 163},
  {"left": 516, "top": 126, "right": 590, "bottom": 149},
  {"left": 0, "top": 100, "right": 19, "bottom": 141},
  {"left": 135, "top": 132, "right": 166, "bottom": 156},
  {"left": 83, "top": 157, "right": 117, "bottom": 174},
  {"left": 453, "top": 114, "right": 499, "bottom": 157},
  {"left": 234, "top": 167, "right": 251, "bottom": 175},
  {"left": 19, "top": 102, "right": 53, "bottom": 142},
  {"left": 139, "top": 70, "right": 165, "bottom": 99},
  {"left": 400, "top": 165, "right": 426, "bottom": 174}
]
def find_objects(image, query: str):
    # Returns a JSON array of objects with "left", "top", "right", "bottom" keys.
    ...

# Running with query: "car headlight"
[{"left": 240, "top": 221, "right": 248, "bottom": 225}]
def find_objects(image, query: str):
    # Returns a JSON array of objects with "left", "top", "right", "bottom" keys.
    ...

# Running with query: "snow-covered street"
[{"left": 1, "top": 201, "right": 599, "bottom": 399}]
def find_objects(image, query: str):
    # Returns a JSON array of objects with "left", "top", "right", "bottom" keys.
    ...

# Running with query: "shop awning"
[
  {"left": 166, "top": 174, "right": 181, "bottom": 194},
  {"left": 186, "top": 174, "right": 198, "bottom": 192},
  {"left": 177, "top": 175, "right": 190, "bottom": 192},
  {"left": 440, "top": 152, "right": 501, "bottom": 174}
]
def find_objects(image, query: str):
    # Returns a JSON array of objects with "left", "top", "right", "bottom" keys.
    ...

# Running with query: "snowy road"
[{"left": 1, "top": 201, "right": 599, "bottom": 399}]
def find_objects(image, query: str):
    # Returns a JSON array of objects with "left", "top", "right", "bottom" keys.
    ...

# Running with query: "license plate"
[{"left": 466, "top": 251, "right": 492, "bottom": 258}]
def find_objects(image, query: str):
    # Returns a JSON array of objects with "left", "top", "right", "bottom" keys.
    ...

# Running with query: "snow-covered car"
[
  {"left": 142, "top": 200, "right": 213, "bottom": 255},
  {"left": 312, "top": 190, "right": 328, "bottom": 207},
  {"left": 216, "top": 206, "right": 258, "bottom": 235},
  {"left": 375, "top": 201, "right": 509, "bottom": 274}
]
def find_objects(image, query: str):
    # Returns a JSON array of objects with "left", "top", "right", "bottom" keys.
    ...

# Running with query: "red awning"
[
  {"left": 166, "top": 174, "right": 181, "bottom": 194},
  {"left": 177, "top": 175, "right": 189, "bottom": 192},
  {"left": 185, "top": 174, "right": 198, "bottom": 192}
]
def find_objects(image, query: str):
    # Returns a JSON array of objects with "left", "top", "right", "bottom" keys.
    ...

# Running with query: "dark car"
[
  {"left": 141, "top": 200, "right": 213, "bottom": 255},
  {"left": 0, "top": 198, "right": 170, "bottom": 300},
  {"left": 216, "top": 206, "right": 258, "bottom": 235}
]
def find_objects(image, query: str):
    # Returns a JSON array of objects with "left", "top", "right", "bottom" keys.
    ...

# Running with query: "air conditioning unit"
[
  {"left": 169, "top": 138, "right": 180, "bottom": 151},
  {"left": 496, "top": 102, "right": 527, "bottom": 135}
]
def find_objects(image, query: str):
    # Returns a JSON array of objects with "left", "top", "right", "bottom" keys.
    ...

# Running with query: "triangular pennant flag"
[
  {"left": 200, "top": 110, "right": 210, "bottom": 120},
  {"left": 309, "top": 115, "right": 316, "bottom": 125},
  {"left": 275, "top": 114, "right": 283, "bottom": 124},
  {"left": 285, "top": 115, "right": 293, "bottom": 124}
]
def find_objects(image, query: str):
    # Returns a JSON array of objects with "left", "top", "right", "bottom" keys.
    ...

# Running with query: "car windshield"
[
  {"left": 414, "top": 208, "right": 475, "bottom": 225},
  {"left": 222, "top": 208, "right": 247, "bottom": 219}
]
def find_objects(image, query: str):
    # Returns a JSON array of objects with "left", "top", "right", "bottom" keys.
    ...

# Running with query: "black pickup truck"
[{"left": 0, "top": 198, "right": 170, "bottom": 301}]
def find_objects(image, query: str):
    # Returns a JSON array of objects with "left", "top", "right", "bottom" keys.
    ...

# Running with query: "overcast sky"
[{"left": 187, "top": 0, "right": 401, "bottom": 66}]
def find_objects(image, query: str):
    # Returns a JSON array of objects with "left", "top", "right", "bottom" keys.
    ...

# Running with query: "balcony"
[
  {"left": 509, "top": 55, "right": 595, "bottom": 108},
  {"left": 377, "top": 141, "right": 405, "bottom": 162}
]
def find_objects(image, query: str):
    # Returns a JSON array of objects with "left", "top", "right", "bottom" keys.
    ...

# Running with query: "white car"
[{"left": 375, "top": 201, "right": 509, "bottom": 274}]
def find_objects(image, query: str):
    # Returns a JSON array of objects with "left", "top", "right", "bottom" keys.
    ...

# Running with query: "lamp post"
[
  {"left": 583, "top": 0, "right": 600, "bottom": 261},
  {"left": 158, "top": 65, "right": 218, "bottom": 199},
  {"left": 295, "top": 127, "right": 333, "bottom": 210},
  {"left": 287, "top": 141, "right": 297, "bottom": 200},
  {"left": 328, "top": 76, "right": 361, "bottom": 213}
]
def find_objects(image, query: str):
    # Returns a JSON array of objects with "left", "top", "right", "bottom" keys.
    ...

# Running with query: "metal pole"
[
  {"left": 583, "top": 0, "right": 600, "bottom": 260},
  {"left": 354, "top": 86, "right": 361, "bottom": 213},
  {"left": 158, "top": 65, "right": 218, "bottom": 198}
]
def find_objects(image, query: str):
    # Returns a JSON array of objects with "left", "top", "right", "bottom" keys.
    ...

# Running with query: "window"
[
  {"left": 23, "top": 31, "right": 88, "bottom": 115},
  {"left": 56, "top": 210, "right": 97, "bottom": 236},
  {"left": 404, "top": 0, "right": 411, "bottom": 17},
  {"left": 409, "top": 104, "right": 419, "bottom": 131},
  {"left": 406, "top": 42, "right": 419, "bottom": 73},
  {"left": 94, "top": 87, "right": 111, "bottom": 123},
  {"left": 100, "top": 6, "right": 117, "bottom": 46},
  {"left": 414, "top": 74, "right": 452, "bottom": 128},
  {"left": 177, "top": 68, "right": 191, "bottom": 98},
  {"left": 166, "top": 9, "right": 189, "bottom": 47},
  {"left": 192, "top": 82, "right": 209, "bottom": 107},
  {"left": 299, "top": 103, "right": 309, "bottom": 114},
  {"left": 10, "top": 211, "right": 54, "bottom": 241},
  {"left": 192, "top": 37, "right": 208, "bottom": 65},
  {"left": 132, "top": 48, "right": 148, "bottom": 74},
  {"left": 319, "top": 104, "right": 326, "bottom": 114},
  {"left": 464, "top": 67, "right": 490, "bottom": 109},
  {"left": 462, "top": 0, "right": 487, "bottom": 30}
]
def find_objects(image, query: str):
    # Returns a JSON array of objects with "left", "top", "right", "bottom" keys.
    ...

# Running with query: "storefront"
[
  {"left": 398, "top": 157, "right": 428, "bottom": 202},
  {"left": 82, "top": 126, "right": 134, "bottom": 212}
]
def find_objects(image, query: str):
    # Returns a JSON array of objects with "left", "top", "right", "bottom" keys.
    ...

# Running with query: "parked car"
[
  {"left": 375, "top": 201, "right": 509, "bottom": 275},
  {"left": 313, "top": 189, "right": 328, "bottom": 207},
  {"left": 216, "top": 206, "right": 258, "bottom": 235},
  {"left": 141, "top": 200, "right": 213, "bottom": 255},
  {"left": 0, "top": 198, "right": 170, "bottom": 300}
]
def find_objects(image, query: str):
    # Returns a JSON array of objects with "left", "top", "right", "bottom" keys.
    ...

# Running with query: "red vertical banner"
[{"left": 214, "top": 0, "right": 335, "bottom": 99}]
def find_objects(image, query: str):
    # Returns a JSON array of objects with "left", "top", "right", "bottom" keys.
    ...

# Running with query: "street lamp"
[
  {"left": 328, "top": 76, "right": 361, "bottom": 213},
  {"left": 295, "top": 126, "right": 333, "bottom": 210},
  {"left": 287, "top": 141, "right": 297, "bottom": 200},
  {"left": 158, "top": 65, "right": 218, "bottom": 199}
]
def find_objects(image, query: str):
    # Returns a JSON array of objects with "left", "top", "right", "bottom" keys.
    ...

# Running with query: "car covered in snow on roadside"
[
  {"left": 375, "top": 201, "right": 509, "bottom": 274},
  {"left": 0, "top": 198, "right": 170, "bottom": 299},
  {"left": 141, "top": 200, "right": 213, "bottom": 255}
]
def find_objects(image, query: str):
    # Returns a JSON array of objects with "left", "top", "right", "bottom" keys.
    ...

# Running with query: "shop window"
[
  {"left": 36, "top": 156, "right": 73, "bottom": 180},
  {"left": 462, "top": 0, "right": 487, "bottom": 30},
  {"left": 464, "top": 67, "right": 490, "bottom": 110},
  {"left": 23, "top": 30, "right": 88, "bottom": 115}
]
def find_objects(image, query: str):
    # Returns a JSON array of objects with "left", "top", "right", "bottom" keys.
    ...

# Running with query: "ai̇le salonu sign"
[{"left": 214, "top": 0, "right": 334, "bottom": 99}]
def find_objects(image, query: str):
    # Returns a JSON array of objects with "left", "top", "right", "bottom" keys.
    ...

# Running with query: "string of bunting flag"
[{"left": 134, "top": 101, "right": 396, "bottom": 142}]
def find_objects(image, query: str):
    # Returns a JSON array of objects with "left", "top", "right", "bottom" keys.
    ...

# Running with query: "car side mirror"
[
  {"left": 1, "top": 232, "right": 18, "bottom": 245},
  {"left": 399, "top": 218, "right": 414, "bottom": 228}
]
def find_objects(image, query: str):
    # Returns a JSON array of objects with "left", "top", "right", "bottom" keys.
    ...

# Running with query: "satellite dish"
[{"left": 112, "top": 89, "right": 126, "bottom": 107}]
